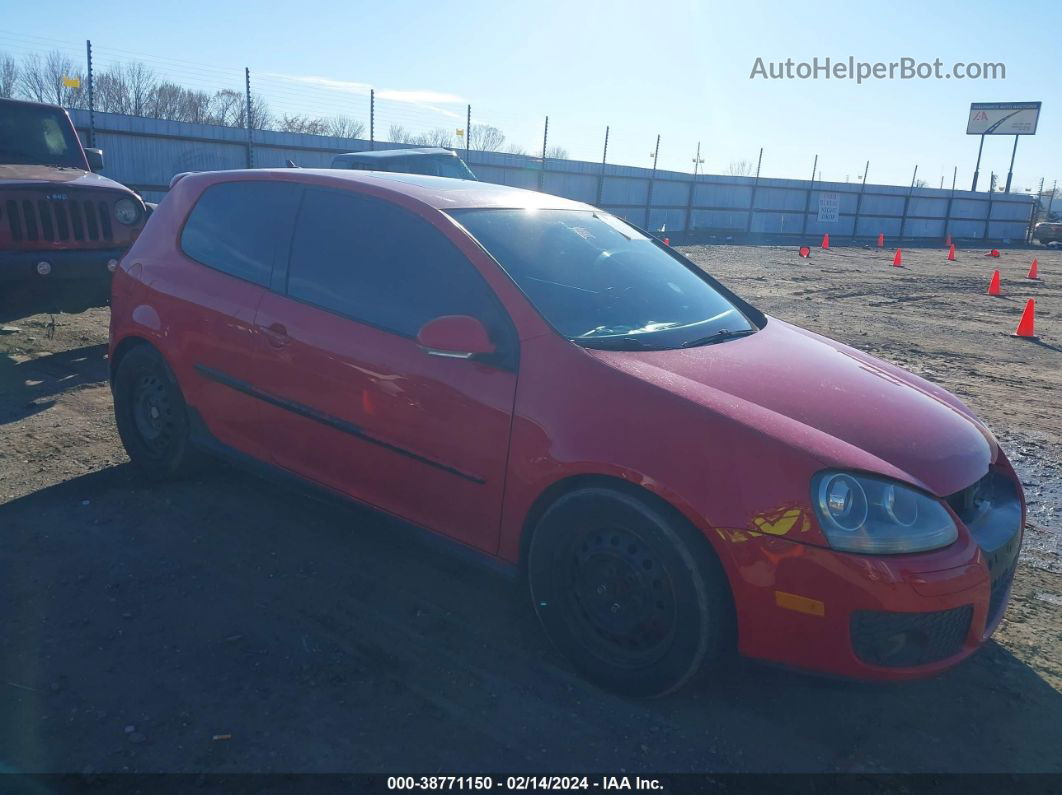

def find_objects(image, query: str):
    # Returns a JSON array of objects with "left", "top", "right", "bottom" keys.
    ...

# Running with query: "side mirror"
[
  {"left": 84, "top": 148, "right": 104, "bottom": 172},
  {"left": 416, "top": 315, "right": 495, "bottom": 358}
]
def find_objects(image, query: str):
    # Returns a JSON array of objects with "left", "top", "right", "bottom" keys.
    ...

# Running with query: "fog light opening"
[
  {"left": 36, "top": 261, "right": 52, "bottom": 276},
  {"left": 876, "top": 630, "right": 929, "bottom": 662}
]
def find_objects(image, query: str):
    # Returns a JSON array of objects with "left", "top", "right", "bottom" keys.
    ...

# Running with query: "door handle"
[{"left": 260, "top": 322, "right": 291, "bottom": 347}]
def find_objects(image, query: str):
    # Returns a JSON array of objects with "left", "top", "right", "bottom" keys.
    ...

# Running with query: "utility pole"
[
  {"left": 538, "top": 116, "right": 549, "bottom": 190},
  {"left": 465, "top": 104, "right": 471, "bottom": 162},
  {"left": 692, "top": 141, "right": 704, "bottom": 176},
  {"left": 370, "top": 89, "right": 375, "bottom": 150}
]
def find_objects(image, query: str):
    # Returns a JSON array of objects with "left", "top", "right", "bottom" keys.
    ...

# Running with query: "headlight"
[
  {"left": 811, "top": 471, "right": 958, "bottom": 554},
  {"left": 114, "top": 198, "right": 142, "bottom": 225}
]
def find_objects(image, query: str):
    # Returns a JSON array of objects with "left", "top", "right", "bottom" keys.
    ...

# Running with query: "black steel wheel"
[
  {"left": 528, "top": 486, "right": 732, "bottom": 697},
  {"left": 113, "top": 344, "right": 202, "bottom": 480}
]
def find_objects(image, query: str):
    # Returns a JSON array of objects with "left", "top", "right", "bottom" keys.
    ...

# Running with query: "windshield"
[
  {"left": 0, "top": 104, "right": 86, "bottom": 168},
  {"left": 398, "top": 155, "right": 477, "bottom": 180},
  {"left": 449, "top": 208, "right": 755, "bottom": 349}
]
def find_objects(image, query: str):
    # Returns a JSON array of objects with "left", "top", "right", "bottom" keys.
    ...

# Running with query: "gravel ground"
[{"left": 0, "top": 244, "right": 1060, "bottom": 774}]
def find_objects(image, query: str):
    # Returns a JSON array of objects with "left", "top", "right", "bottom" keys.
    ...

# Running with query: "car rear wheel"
[
  {"left": 113, "top": 345, "right": 202, "bottom": 480},
  {"left": 527, "top": 487, "right": 732, "bottom": 697}
]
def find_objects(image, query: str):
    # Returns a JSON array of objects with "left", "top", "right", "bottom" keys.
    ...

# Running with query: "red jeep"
[{"left": 1, "top": 97, "right": 148, "bottom": 284}]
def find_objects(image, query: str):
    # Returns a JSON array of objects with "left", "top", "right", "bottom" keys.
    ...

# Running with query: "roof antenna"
[{"left": 285, "top": 159, "right": 299, "bottom": 168}]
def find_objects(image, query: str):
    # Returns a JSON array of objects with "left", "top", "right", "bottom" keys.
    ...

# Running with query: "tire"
[
  {"left": 527, "top": 487, "right": 732, "bottom": 697},
  {"left": 112, "top": 344, "right": 203, "bottom": 480}
]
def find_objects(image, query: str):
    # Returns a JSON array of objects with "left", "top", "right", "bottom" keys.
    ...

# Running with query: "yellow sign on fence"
[{"left": 62, "top": 76, "right": 81, "bottom": 88}]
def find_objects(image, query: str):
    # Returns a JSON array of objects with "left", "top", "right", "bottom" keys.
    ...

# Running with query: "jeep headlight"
[
  {"left": 811, "top": 471, "right": 958, "bottom": 554},
  {"left": 114, "top": 197, "right": 141, "bottom": 225}
]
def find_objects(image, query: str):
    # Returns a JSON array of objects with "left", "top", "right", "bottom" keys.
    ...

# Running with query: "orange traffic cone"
[
  {"left": 821, "top": 233, "right": 830, "bottom": 249},
  {"left": 945, "top": 234, "right": 952, "bottom": 247},
  {"left": 876, "top": 233, "right": 884, "bottom": 248},
  {"left": 987, "top": 249, "right": 1000, "bottom": 258},
  {"left": 892, "top": 249, "right": 902, "bottom": 267},
  {"left": 987, "top": 270, "right": 1001, "bottom": 296},
  {"left": 947, "top": 243, "right": 956, "bottom": 261},
  {"left": 1027, "top": 258, "right": 1039, "bottom": 280},
  {"left": 1014, "top": 299, "right": 1037, "bottom": 338}
]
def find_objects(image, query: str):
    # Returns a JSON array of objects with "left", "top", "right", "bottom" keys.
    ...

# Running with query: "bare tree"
[
  {"left": 727, "top": 159, "right": 754, "bottom": 176},
  {"left": 469, "top": 123, "right": 505, "bottom": 151},
  {"left": 207, "top": 88, "right": 271, "bottom": 129},
  {"left": 278, "top": 114, "right": 328, "bottom": 135},
  {"left": 19, "top": 51, "right": 85, "bottom": 107},
  {"left": 325, "top": 115, "right": 365, "bottom": 139},
  {"left": 411, "top": 127, "right": 453, "bottom": 148},
  {"left": 0, "top": 53, "right": 18, "bottom": 98},
  {"left": 178, "top": 89, "right": 212, "bottom": 124},
  {"left": 95, "top": 67, "right": 131, "bottom": 113},
  {"left": 123, "top": 62, "right": 157, "bottom": 117},
  {"left": 505, "top": 143, "right": 528, "bottom": 156},
  {"left": 388, "top": 123, "right": 413, "bottom": 144},
  {"left": 914, "top": 178, "right": 928, "bottom": 188},
  {"left": 545, "top": 145, "right": 568, "bottom": 159}
]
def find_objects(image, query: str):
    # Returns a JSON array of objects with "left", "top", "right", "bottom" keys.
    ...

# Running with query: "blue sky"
[{"left": 2, "top": 0, "right": 1058, "bottom": 191}]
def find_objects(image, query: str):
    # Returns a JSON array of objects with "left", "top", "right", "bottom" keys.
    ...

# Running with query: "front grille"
[
  {"left": 851, "top": 606, "right": 972, "bottom": 667},
  {"left": 946, "top": 469, "right": 1022, "bottom": 627},
  {"left": 4, "top": 197, "right": 114, "bottom": 243}
]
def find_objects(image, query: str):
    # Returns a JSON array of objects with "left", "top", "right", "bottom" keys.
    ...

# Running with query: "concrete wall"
[{"left": 71, "top": 109, "right": 1036, "bottom": 242}]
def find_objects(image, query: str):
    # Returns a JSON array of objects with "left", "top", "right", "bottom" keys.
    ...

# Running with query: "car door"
[
  {"left": 248, "top": 186, "right": 519, "bottom": 554},
  {"left": 159, "top": 179, "right": 300, "bottom": 460}
]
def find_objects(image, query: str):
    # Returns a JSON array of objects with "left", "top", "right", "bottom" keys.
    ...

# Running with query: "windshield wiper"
[
  {"left": 576, "top": 335, "right": 667, "bottom": 351},
  {"left": 680, "top": 328, "right": 757, "bottom": 348}
]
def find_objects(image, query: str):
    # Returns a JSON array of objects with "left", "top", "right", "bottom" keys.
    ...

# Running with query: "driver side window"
[{"left": 285, "top": 188, "right": 507, "bottom": 340}]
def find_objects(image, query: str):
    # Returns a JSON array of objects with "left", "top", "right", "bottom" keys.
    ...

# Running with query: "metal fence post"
[
  {"left": 645, "top": 134, "right": 660, "bottom": 230},
  {"left": 1028, "top": 176, "right": 1045, "bottom": 241},
  {"left": 851, "top": 161, "right": 869, "bottom": 241},
  {"left": 465, "top": 104, "right": 471, "bottom": 162},
  {"left": 538, "top": 116, "right": 549, "bottom": 191},
  {"left": 596, "top": 125, "right": 609, "bottom": 206},
  {"left": 370, "top": 89, "right": 375, "bottom": 150},
  {"left": 85, "top": 40, "right": 95, "bottom": 149},
  {"left": 745, "top": 147, "right": 763, "bottom": 235},
  {"left": 800, "top": 154, "right": 817, "bottom": 236},
  {"left": 898, "top": 165, "right": 917, "bottom": 243},
  {"left": 943, "top": 166, "right": 957, "bottom": 243},
  {"left": 244, "top": 67, "right": 253, "bottom": 169},
  {"left": 985, "top": 173, "right": 995, "bottom": 240}
]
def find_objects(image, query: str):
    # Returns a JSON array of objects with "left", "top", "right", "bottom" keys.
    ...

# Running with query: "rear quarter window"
[{"left": 180, "top": 181, "right": 301, "bottom": 286}]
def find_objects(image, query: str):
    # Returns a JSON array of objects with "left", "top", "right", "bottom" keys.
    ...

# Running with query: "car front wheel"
[{"left": 527, "top": 486, "right": 733, "bottom": 697}]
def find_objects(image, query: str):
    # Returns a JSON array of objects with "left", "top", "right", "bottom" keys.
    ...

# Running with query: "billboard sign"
[
  {"left": 967, "top": 102, "right": 1041, "bottom": 135},
  {"left": 817, "top": 192, "right": 840, "bottom": 222}
]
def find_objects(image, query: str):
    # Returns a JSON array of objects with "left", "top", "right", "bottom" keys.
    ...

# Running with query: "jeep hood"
[
  {"left": 0, "top": 164, "right": 135, "bottom": 194},
  {"left": 587, "top": 318, "right": 994, "bottom": 496}
]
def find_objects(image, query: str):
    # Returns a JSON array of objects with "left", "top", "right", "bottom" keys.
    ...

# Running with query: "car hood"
[
  {"left": 0, "top": 164, "right": 134, "bottom": 194},
  {"left": 586, "top": 318, "right": 995, "bottom": 496}
]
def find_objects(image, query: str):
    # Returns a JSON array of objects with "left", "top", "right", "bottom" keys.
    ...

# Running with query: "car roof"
[
  {"left": 333, "top": 148, "right": 459, "bottom": 160},
  {"left": 187, "top": 168, "right": 592, "bottom": 212}
]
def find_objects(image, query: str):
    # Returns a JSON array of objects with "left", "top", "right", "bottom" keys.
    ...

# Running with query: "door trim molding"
[{"left": 194, "top": 363, "right": 486, "bottom": 485}]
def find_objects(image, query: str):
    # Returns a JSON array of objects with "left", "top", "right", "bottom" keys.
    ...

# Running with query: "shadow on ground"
[{"left": 2, "top": 463, "right": 1060, "bottom": 774}]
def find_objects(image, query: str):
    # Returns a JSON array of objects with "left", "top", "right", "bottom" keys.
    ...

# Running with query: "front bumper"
[
  {"left": 727, "top": 475, "right": 1022, "bottom": 680},
  {"left": 0, "top": 247, "right": 125, "bottom": 281}
]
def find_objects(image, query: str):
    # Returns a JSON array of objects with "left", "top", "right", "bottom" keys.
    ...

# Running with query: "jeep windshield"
[
  {"left": 0, "top": 104, "right": 86, "bottom": 168},
  {"left": 450, "top": 208, "right": 756, "bottom": 350}
]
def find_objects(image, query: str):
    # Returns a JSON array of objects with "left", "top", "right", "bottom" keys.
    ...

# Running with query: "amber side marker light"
[{"left": 775, "top": 591, "right": 826, "bottom": 617}]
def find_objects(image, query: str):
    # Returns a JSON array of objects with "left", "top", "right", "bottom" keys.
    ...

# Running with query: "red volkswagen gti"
[{"left": 109, "top": 169, "right": 1024, "bottom": 696}]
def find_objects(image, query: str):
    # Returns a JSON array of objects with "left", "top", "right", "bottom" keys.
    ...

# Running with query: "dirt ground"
[{"left": 1, "top": 244, "right": 1060, "bottom": 775}]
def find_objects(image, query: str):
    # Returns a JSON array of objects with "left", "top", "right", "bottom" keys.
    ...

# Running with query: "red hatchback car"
[{"left": 109, "top": 169, "right": 1024, "bottom": 696}]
